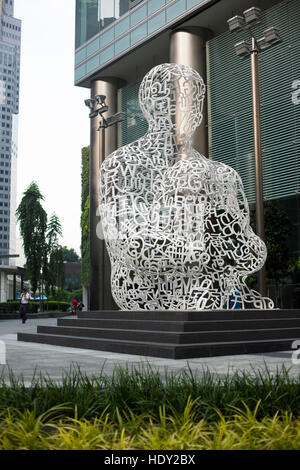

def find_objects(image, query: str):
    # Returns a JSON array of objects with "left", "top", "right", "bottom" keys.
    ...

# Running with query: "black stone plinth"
[{"left": 17, "top": 309, "right": 300, "bottom": 359}]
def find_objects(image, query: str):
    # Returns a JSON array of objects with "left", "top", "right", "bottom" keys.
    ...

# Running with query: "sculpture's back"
[{"left": 99, "top": 63, "right": 274, "bottom": 310}]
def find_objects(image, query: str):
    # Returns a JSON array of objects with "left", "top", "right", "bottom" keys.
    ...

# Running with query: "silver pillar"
[
  {"left": 89, "top": 79, "right": 119, "bottom": 311},
  {"left": 170, "top": 28, "right": 211, "bottom": 156}
]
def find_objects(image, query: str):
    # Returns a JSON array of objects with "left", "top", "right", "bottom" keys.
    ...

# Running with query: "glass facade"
[
  {"left": 75, "top": 0, "right": 132, "bottom": 49},
  {"left": 75, "top": 0, "right": 210, "bottom": 83}
]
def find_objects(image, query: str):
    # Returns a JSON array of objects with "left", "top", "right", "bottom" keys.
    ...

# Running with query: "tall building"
[
  {"left": 0, "top": 0, "right": 21, "bottom": 265},
  {"left": 75, "top": 0, "right": 300, "bottom": 309}
]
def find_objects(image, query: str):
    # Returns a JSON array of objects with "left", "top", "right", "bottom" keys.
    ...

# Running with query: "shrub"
[
  {"left": 0, "top": 301, "right": 70, "bottom": 314},
  {"left": 1, "top": 400, "right": 300, "bottom": 450}
]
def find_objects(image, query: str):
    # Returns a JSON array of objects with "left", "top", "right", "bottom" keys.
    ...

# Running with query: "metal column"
[
  {"left": 169, "top": 27, "right": 211, "bottom": 157},
  {"left": 89, "top": 79, "right": 119, "bottom": 311}
]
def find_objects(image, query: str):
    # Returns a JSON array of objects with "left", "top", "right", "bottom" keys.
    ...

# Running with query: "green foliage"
[
  {"left": 81, "top": 196, "right": 90, "bottom": 286},
  {"left": 69, "top": 288, "right": 83, "bottom": 301},
  {"left": 0, "top": 302, "right": 38, "bottom": 313},
  {"left": 62, "top": 246, "right": 80, "bottom": 263},
  {"left": 44, "top": 301, "right": 70, "bottom": 312},
  {"left": 81, "top": 146, "right": 89, "bottom": 213},
  {"left": 264, "top": 200, "right": 293, "bottom": 286},
  {"left": 48, "top": 288, "right": 82, "bottom": 303},
  {"left": 16, "top": 182, "right": 48, "bottom": 295},
  {"left": 0, "top": 364, "right": 300, "bottom": 424},
  {"left": 81, "top": 146, "right": 90, "bottom": 286},
  {"left": 250, "top": 200, "right": 293, "bottom": 295},
  {"left": 45, "top": 214, "right": 64, "bottom": 297},
  {"left": 289, "top": 256, "right": 300, "bottom": 275},
  {"left": 1, "top": 367, "right": 300, "bottom": 450},
  {"left": 0, "top": 301, "right": 69, "bottom": 313},
  {"left": 16, "top": 185, "right": 79, "bottom": 296}
]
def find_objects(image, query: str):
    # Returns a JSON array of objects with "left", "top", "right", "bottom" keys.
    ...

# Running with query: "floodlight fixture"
[
  {"left": 234, "top": 40, "right": 251, "bottom": 58},
  {"left": 263, "top": 27, "right": 281, "bottom": 45},
  {"left": 97, "top": 112, "right": 126, "bottom": 131},
  {"left": 106, "top": 112, "right": 126, "bottom": 126},
  {"left": 243, "top": 7, "right": 261, "bottom": 24},
  {"left": 227, "top": 15, "right": 245, "bottom": 33},
  {"left": 98, "top": 105, "right": 109, "bottom": 114},
  {"left": 256, "top": 37, "right": 269, "bottom": 51}
]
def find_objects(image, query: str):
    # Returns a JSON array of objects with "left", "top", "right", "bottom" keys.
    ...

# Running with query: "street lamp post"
[{"left": 227, "top": 7, "right": 282, "bottom": 297}]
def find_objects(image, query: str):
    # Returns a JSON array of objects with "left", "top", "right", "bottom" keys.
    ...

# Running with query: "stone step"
[
  {"left": 17, "top": 332, "right": 296, "bottom": 359},
  {"left": 58, "top": 317, "right": 300, "bottom": 332},
  {"left": 78, "top": 309, "right": 300, "bottom": 322},
  {"left": 37, "top": 324, "right": 300, "bottom": 345}
]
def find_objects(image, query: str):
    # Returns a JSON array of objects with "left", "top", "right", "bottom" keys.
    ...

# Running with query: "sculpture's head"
[{"left": 139, "top": 63, "right": 205, "bottom": 139}]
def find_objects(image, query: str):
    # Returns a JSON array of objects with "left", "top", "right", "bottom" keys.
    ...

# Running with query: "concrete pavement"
[{"left": 0, "top": 317, "right": 299, "bottom": 385}]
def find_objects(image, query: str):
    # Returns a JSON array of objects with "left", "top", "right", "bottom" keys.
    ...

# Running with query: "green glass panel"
[
  {"left": 75, "top": 0, "right": 99, "bottom": 48},
  {"left": 148, "top": 11, "right": 165, "bottom": 34},
  {"left": 115, "top": 34, "right": 130, "bottom": 54},
  {"left": 75, "top": 47, "right": 86, "bottom": 65},
  {"left": 131, "top": 23, "right": 147, "bottom": 45},
  {"left": 115, "top": 16, "right": 130, "bottom": 38},
  {"left": 121, "top": 80, "right": 148, "bottom": 146},
  {"left": 86, "top": 37, "right": 100, "bottom": 57},
  {"left": 187, "top": 0, "right": 203, "bottom": 8},
  {"left": 100, "top": 44, "right": 114, "bottom": 64},
  {"left": 75, "top": 63, "right": 86, "bottom": 81},
  {"left": 130, "top": 4, "right": 147, "bottom": 27},
  {"left": 86, "top": 54, "right": 99, "bottom": 73},
  {"left": 148, "top": 0, "right": 165, "bottom": 15},
  {"left": 100, "top": 27, "right": 114, "bottom": 47},
  {"left": 166, "top": 0, "right": 186, "bottom": 22}
]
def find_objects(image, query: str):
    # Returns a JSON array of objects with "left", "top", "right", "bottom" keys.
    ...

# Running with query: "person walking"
[{"left": 19, "top": 288, "right": 30, "bottom": 324}]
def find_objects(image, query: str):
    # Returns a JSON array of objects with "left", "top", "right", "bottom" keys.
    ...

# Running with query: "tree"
[
  {"left": 81, "top": 146, "right": 90, "bottom": 286},
  {"left": 16, "top": 182, "right": 48, "bottom": 295},
  {"left": 62, "top": 246, "right": 80, "bottom": 262},
  {"left": 81, "top": 195, "right": 90, "bottom": 285},
  {"left": 250, "top": 199, "right": 293, "bottom": 304},
  {"left": 46, "top": 213, "right": 64, "bottom": 296}
]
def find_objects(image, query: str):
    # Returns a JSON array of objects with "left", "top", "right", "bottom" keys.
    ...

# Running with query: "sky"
[{"left": 14, "top": 0, "right": 90, "bottom": 256}]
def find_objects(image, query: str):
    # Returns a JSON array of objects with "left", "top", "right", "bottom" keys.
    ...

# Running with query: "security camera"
[
  {"left": 84, "top": 99, "right": 95, "bottom": 109},
  {"left": 95, "top": 95, "right": 106, "bottom": 105}
]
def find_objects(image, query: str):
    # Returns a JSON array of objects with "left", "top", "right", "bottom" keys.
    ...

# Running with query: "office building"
[{"left": 0, "top": 0, "right": 21, "bottom": 264}]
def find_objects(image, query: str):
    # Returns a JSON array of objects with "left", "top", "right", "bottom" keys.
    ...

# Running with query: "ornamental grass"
[{"left": 0, "top": 363, "right": 300, "bottom": 449}]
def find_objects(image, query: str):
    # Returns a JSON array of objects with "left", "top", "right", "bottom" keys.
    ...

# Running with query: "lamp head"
[
  {"left": 243, "top": 7, "right": 261, "bottom": 25},
  {"left": 263, "top": 27, "right": 281, "bottom": 45},
  {"left": 234, "top": 40, "right": 251, "bottom": 58},
  {"left": 227, "top": 15, "right": 245, "bottom": 33}
]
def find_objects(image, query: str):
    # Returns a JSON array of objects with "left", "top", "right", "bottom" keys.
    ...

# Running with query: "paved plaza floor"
[{"left": 0, "top": 317, "right": 299, "bottom": 385}]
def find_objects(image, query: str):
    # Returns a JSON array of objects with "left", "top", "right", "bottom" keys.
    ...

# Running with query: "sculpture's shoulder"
[
  {"left": 198, "top": 153, "right": 244, "bottom": 187},
  {"left": 101, "top": 139, "right": 144, "bottom": 173}
]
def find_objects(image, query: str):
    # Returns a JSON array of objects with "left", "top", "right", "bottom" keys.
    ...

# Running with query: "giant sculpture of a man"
[{"left": 99, "top": 63, "right": 274, "bottom": 310}]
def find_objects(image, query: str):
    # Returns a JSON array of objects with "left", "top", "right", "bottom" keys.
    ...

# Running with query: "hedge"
[{"left": 0, "top": 301, "right": 70, "bottom": 314}]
